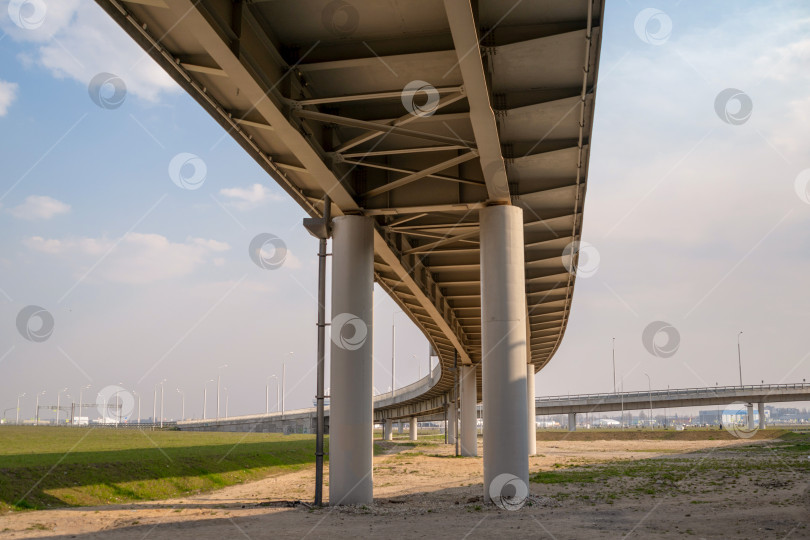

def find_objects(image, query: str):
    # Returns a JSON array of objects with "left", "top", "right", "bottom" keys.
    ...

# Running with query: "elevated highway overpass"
[
  {"left": 178, "top": 382, "right": 810, "bottom": 433},
  {"left": 99, "top": 0, "right": 605, "bottom": 504},
  {"left": 534, "top": 383, "right": 810, "bottom": 416},
  {"left": 535, "top": 383, "right": 810, "bottom": 432}
]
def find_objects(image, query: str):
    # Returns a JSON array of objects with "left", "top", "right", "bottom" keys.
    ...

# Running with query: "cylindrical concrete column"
[
  {"left": 383, "top": 419, "right": 393, "bottom": 441},
  {"left": 527, "top": 364, "right": 536, "bottom": 456},
  {"left": 329, "top": 215, "right": 374, "bottom": 506},
  {"left": 758, "top": 402, "right": 766, "bottom": 430},
  {"left": 568, "top": 412, "right": 576, "bottom": 432},
  {"left": 409, "top": 416, "right": 418, "bottom": 441},
  {"left": 398, "top": 421, "right": 403, "bottom": 434},
  {"left": 460, "top": 364, "right": 478, "bottom": 456},
  {"left": 480, "top": 205, "right": 529, "bottom": 503},
  {"left": 447, "top": 400, "right": 457, "bottom": 444},
  {"left": 746, "top": 403, "right": 755, "bottom": 431}
]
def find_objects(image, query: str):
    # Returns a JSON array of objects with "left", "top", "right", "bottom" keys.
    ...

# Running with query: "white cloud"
[
  {"left": 9, "top": 195, "right": 70, "bottom": 220},
  {"left": 0, "top": 79, "right": 18, "bottom": 116},
  {"left": 2, "top": 1, "right": 178, "bottom": 102},
  {"left": 283, "top": 251, "right": 302, "bottom": 270},
  {"left": 23, "top": 235, "right": 109, "bottom": 255},
  {"left": 219, "top": 183, "right": 282, "bottom": 210},
  {"left": 24, "top": 233, "right": 230, "bottom": 284}
]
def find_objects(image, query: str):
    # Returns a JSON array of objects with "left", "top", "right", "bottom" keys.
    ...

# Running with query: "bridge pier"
[
  {"left": 747, "top": 403, "right": 755, "bottom": 431},
  {"left": 383, "top": 419, "right": 393, "bottom": 441},
  {"left": 480, "top": 205, "right": 529, "bottom": 503},
  {"left": 758, "top": 402, "right": 766, "bottom": 430},
  {"left": 329, "top": 215, "right": 374, "bottom": 506},
  {"left": 568, "top": 412, "right": 577, "bottom": 432},
  {"left": 527, "top": 363, "right": 536, "bottom": 456},
  {"left": 409, "top": 416, "right": 418, "bottom": 441},
  {"left": 447, "top": 399, "right": 457, "bottom": 444},
  {"left": 398, "top": 421, "right": 404, "bottom": 434},
  {"left": 460, "top": 364, "right": 478, "bottom": 456}
]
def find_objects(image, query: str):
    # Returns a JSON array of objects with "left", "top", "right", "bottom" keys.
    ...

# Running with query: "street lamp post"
[
  {"left": 270, "top": 375, "right": 279, "bottom": 412},
  {"left": 16, "top": 393, "right": 25, "bottom": 425},
  {"left": 113, "top": 389, "right": 121, "bottom": 427},
  {"left": 224, "top": 387, "right": 229, "bottom": 418},
  {"left": 203, "top": 379, "right": 214, "bottom": 420},
  {"left": 644, "top": 373, "right": 653, "bottom": 431},
  {"left": 154, "top": 379, "right": 166, "bottom": 426},
  {"left": 612, "top": 337, "right": 616, "bottom": 394},
  {"left": 78, "top": 384, "right": 91, "bottom": 426},
  {"left": 265, "top": 376, "right": 272, "bottom": 415},
  {"left": 56, "top": 387, "right": 68, "bottom": 425},
  {"left": 283, "top": 352, "right": 292, "bottom": 417},
  {"left": 391, "top": 311, "right": 406, "bottom": 397},
  {"left": 133, "top": 390, "right": 141, "bottom": 424},
  {"left": 216, "top": 364, "right": 228, "bottom": 421},
  {"left": 35, "top": 391, "right": 45, "bottom": 426},
  {"left": 737, "top": 331, "right": 744, "bottom": 387},
  {"left": 177, "top": 388, "right": 185, "bottom": 421}
]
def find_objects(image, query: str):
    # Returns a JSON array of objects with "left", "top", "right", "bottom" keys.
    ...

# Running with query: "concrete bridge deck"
[
  {"left": 177, "top": 382, "right": 810, "bottom": 434},
  {"left": 534, "top": 383, "right": 810, "bottom": 415}
]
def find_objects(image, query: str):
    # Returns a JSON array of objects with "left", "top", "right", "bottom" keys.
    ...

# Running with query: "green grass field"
[{"left": 0, "top": 427, "right": 323, "bottom": 512}]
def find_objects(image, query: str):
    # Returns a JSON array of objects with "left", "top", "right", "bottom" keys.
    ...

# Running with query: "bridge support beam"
[
  {"left": 527, "top": 363, "right": 536, "bottom": 456},
  {"left": 568, "top": 412, "right": 577, "bottom": 432},
  {"left": 447, "top": 400, "right": 457, "bottom": 444},
  {"left": 329, "top": 215, "right": 374, "bottom": 506},
  {"left": 758, "top": 402, "right": 766, "bottom": 430},
  {"left": 398, "top": 421, "right": 403, "bottom": 434},
  {"left": 383, "top": 419, "right": 393, "bottom": 441},
  {"left": 460, "top": 364, "right": 478, "bottom": 456},
  {"left": 747, "top": 403, "right": 755, "bottom": 431},
  {"left": 409, "top": 416, "right": 418, "bottom": 441},
  {"left": 480, "top": 205, "right": 529, "bottom": 503}
]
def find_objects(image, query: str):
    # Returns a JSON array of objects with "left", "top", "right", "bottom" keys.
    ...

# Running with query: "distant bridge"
[
  {"left": 536, "top": 383, "right": 810, "bottom": 432},
  {"left": 533, "top": 383, "right": 810, "bottom": 415},
  {"left": 177, "top": 382, "right": 810, "bottom": 434}
]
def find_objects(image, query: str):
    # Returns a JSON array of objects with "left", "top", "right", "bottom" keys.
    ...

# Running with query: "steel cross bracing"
[{"left": 98, "top": 0, "right": 604, "bottom": 419}]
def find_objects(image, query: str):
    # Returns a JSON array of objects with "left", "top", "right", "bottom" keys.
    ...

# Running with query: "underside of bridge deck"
[{"left": 98, "top": 0, "right": 604, "bottom": 505}]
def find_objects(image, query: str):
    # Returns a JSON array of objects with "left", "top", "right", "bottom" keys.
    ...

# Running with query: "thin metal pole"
[
  {"left": 645, "top": 373, "right": 653, "bottom": 431},
  {"left": 282, "top": 362, "right": 286, "bottom": 417},
  {"left": 203, "top": 386, "right": 207, "bottom": 420},
  {"left": 737, "top": 331, "right": 743, "bottom": 387},
  {"left": 612, "top": 337, "right": 616, "bottom": 394},
  {"left": 314, "top": 195, "right": 330, "bottom": 507},
  {"left": 160, "top": 383, "right": 164, "bottom": 428},
  {"left": 454, "top": 350, "right": 459, "bottom": 457},
  {"left": 391, "top": 323, "right": 396, "bottom": 397}
]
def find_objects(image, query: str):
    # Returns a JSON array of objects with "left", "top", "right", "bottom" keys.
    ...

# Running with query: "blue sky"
[{"left": 1, "top": 1, "right": 809, "bottom": 421}]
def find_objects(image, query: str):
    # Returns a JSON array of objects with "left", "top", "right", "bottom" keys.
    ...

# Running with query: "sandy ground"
[{"left": 1, "top": 437, "right": 808, "bottom": 539}]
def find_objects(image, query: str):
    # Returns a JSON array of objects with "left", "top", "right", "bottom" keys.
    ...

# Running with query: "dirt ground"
[{"left": 1, "top": 436, "right": 808, "bottom": 539}]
